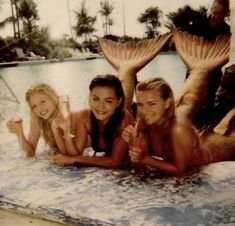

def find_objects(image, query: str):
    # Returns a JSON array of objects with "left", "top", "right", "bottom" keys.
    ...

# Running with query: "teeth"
[{"left": 97, "top": 111, "right": 105, "bottom": 115}]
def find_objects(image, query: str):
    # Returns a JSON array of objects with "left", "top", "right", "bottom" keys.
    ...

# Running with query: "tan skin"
[
  {"left": 213, "top": 106, "right": 235, "bottom": 135},
  {"left": 7, "top": 91, "right": 79, "bottom": 157},
  {"left": 122, "top": 89, "right": 201, "bottom": 176},
  {"left": 53, "top": 86, "right": 134, "bottom": 168}
]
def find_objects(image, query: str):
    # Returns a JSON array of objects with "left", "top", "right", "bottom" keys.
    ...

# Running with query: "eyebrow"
[{"left": 92, "top": 94, "right": 116, "bottom": 100}]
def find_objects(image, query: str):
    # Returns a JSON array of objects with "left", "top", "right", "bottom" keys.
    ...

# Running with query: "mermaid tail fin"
[
  {"left": 173, "top": 29, "right": 230, "bottom": 71},
  {"left": 97, "top": 33, "right": 172, "bottom": 73},
  {"left": 173, "top": 30, "right": 230, "bottom": 122},
  {"left": 97, "top": 33, "right": 172, "bottom": 109}
]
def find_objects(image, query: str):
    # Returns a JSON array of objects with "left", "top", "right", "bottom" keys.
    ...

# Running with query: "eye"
[
  {"left": 105, "top": 100, "right": 113, "bottom": 104},
  {"left": 92, "top": 96, "right": 99, "bottom": 101},
  {"left": 149, "top": 102, "right": 157, "bottom": 106}
]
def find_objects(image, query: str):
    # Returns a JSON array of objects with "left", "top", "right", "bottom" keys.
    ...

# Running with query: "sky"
[{"left": 0, "top": 0, "right": 213, "bottom": 40}]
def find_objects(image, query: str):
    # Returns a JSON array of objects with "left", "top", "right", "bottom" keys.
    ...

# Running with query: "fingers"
[
  {"left": 213, "top": 121, "right": 229, "bottom": 136},
  {"left": 52, "top": 154, "right": 65, "bottom": 166},
  {"left": 6, "top": 120, "right": 23, "bottom": 134},
  {"left": 122, "top": 125, "right": 135, "bottom": 143},
  {"left": 129, "top": 146, "right": 142, "bottom": 163}
]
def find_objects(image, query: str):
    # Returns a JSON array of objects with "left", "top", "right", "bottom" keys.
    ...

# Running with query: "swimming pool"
[
  {"left": 0, "top": 54, "right": 235, "bottom": 226},
  {"left": 0, "top": 52, "right": 186, "bottom": 112}
]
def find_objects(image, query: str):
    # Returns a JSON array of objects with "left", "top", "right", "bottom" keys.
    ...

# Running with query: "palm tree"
[
  {"left": 138, "top": 7, "right": 162, "bottom": 39},
  {"left": 99, "top": 0, "right": 114, "bottom": 36},
  {"left": 11, "top": 0, "right": 21, "bottom": 38},
  {"left": 18, "top": 0, "right": 39, "bottom": 34},
  {"left": 73, "top": 0, "right": 96, "bottom": 42}
]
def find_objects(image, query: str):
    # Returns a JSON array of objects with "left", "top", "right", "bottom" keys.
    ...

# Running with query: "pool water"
[
  {"left": 1, "top": 54, "right": 235, "bottom": 226},
  {"left": 0, "top": 53, "right": 186, "bottom": 136}
]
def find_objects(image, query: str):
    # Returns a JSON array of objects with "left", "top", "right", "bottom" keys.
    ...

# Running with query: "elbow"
[
  {"left": 109, "top": 161, "right": 122, "bottom": 169},
  {"left": 173, "top": 167, "right": 186, "bottom": 177},
  {"left": 67, "top": 149, "right": 83, "bottom": 156},
  {"left": 26, "top": 151, "right": 35, "bottom": 157}
]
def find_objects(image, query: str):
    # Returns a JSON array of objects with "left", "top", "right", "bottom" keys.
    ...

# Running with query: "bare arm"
[
  {"left": 213, "top": 106, "right": 235, "bottom": 135},
  {"left": 53, "top": 110, "right": 134, "bottom": 168},
  {"left": 130, "top": 122, "right": 197, "bottom": 176},
  {"left": 51, "top": 112, "right": 82, "bottom": 156},
  {"left": 7, "top": 118, "right": 40, "bottom": 157}
]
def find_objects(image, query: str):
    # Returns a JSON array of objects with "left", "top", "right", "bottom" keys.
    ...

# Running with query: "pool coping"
[{"left": 0, "top": 55, "right": 104, "bottom": 68}]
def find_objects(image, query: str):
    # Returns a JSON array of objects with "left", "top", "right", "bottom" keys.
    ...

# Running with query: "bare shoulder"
[
  {"left": 71, "top": 109, "right": 91, "bottom": 128},
  {"left": 171, "top": 118, "right": 195, "bottom": 137},
  {"left": 71, "top": 109, "right": 90, "bottom": 119}
]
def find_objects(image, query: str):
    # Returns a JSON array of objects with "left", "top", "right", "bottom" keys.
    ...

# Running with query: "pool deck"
[
  {"left": 0, "top": 209, "right": 68, "bottom": 226},
  {"left": 0, "top": 55, "right": 104, "bottom": 68},
  {"left": 0, "top": 136, "right": 235, "bottom": 226}
]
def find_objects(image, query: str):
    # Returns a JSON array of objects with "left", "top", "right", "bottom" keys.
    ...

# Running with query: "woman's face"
[
  {"left": 29, "top": 92, "right": 57, "bottom": 120},
  {"left": 136, "top": 89, "right": 169, "bottom": 125},
  {"left": 89, "top": 86, "right": 122, "bottom": 124}
]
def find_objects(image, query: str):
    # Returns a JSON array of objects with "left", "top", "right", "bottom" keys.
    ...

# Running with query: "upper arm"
[
  {"left": 171, "top": 123, "right": 196, "bottom": 172},
  {"left": 72, "top": 111, "right": 89, "bottom": 153}
]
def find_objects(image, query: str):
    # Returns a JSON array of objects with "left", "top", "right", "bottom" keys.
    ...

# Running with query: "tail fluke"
[
  {"left": 173, "top": 30, "right": 230, "bottom": 122},
  {"left": 97, "top": 33, "right": 172, "bottom": 109}
]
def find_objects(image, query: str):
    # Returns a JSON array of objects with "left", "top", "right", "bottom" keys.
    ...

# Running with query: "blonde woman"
[
  {"left": 7, "top": 83, "right": 80, "bottom": 157},
  {"left": 122, "top": 78, "right": 235, "bottom": 176}
]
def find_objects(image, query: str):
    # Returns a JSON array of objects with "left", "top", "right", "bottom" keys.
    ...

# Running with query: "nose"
[
  {"left": 139, "top": 105, "right": 150, "bottom": 116},
  {"left": 97, "top": 100, "right": 105, "bottom": 110}
]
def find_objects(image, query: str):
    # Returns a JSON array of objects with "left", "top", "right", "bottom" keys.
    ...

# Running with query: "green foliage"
[
  {"left": 18, "top": 0, "right": 39, "bottom": 38},
  {"left": 99, "top": 0, "right": 114, "bottom": 35},
  {"left": 48, "top": 46, "right": 72, "bottom": 59},
  {"left": 166, "top": 5, "right": 208, "bottom": 36},
  {"left": 138, "top": 7, "right": 162, "bottom": 38},
  {"left": 73, "top": 0, "right": 96, "bottom": 42}
]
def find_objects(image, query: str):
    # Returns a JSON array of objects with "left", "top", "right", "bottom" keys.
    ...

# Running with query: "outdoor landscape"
[{"left": 0, "top": 0, "right": 210, "bottom": 62}]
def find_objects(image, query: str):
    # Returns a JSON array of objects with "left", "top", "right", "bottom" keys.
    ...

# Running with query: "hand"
[
  {"left": 51, "top": 114, "right": 69, "bottom": 132},
  {"left": 53, "top": 153, "right": 75, "bottom": 166},
  {"left": 213, "top": 118, "right": 230, "bottom": 136},
  {"left": 122, "top": 125, "right": 135, "bottom": 144},
  {"left": 7, "top": 117, "right": 23, "bottom": 136},
  {"left": 129, "top": 145, "right": 144, "bottom": 163}
]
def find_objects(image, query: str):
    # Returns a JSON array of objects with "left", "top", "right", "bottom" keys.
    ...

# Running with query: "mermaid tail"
[
  {"left": 97, "top": 33, "right": 172, "bottom": 109},
  {"left": 173, "top": 30, "right": 230, "bottom": 121}
]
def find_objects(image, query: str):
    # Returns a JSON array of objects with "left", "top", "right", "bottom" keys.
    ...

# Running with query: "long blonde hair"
[
  {"left": 25, "top": 83, "right": 59, "bottom": 147},
  {"left": 136, "top": 77, "right": 175, "bottom": 153}
]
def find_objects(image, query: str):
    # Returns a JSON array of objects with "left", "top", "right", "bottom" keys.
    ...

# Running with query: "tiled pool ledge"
[
  {"left": 0, "top": 55, "right": 104, "bottom": 68},
  {"left": 0, "top": 138, "right": 234, "bottom": 226}
]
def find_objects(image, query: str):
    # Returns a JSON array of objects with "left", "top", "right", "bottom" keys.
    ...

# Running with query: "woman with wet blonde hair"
[
  {"left": 7, "top": 82, "right": 79, "bottom": 157},
  {"left": 122, "top": 75, "right": 235, "bottom": 176},
  {"left": 25, "top": 83, "right": 59, "bottom": 149},
  {"left": 122, "top": 77, "right": 201, "bottom": 176}
]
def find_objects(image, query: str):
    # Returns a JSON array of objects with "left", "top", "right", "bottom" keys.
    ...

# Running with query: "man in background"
[
  {"left": 191, "top": 0, "right": 230, "bottom": 128},
  {"left": 213, "top": 0, "right": 235, "bottom": 135}
]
